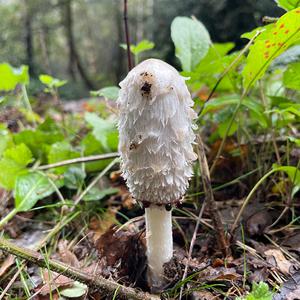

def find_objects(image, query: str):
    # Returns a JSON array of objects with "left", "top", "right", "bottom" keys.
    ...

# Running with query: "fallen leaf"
[
  {"left": 265, "top": 248, "right": 294, "bottom": 275},
  {"left": 0, "top": 255, "right": 15, "bottom": 276},
  {"left": 38, "top": 270, "right": 74, "bottom": 295},
  {"left": 273, "top": 271, "right": 300, "bottom": 300},
  {"left": 58, "top": 240, "right": 80, "bottom": 268}
]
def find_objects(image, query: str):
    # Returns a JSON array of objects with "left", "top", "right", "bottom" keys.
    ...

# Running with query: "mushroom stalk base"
[{"left": 145, "top": 205, "right": 173, "bottom": 292}]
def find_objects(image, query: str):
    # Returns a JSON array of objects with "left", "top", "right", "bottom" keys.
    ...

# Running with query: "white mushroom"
[{"left": 117, "top": 58, "right": 197, "bottom": 291}]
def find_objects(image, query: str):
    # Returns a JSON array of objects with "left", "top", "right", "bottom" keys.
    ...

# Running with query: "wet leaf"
[
  {"left": 60, "top": 282, "right": 87, "bottom": 298},
  {"left": 242, "top": 8, "right": 300, "bottom": 90},
  {"left": 14, "top": 172, "right": 58, "bottom": 211}
]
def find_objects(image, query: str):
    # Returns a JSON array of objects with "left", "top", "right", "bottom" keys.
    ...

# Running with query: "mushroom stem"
[{"left": 145, "top": 205, "right": 173, "bottom": 291}]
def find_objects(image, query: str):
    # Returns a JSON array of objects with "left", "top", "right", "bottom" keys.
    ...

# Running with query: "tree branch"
[{"left": 0, "top": 237, "right": 159, "bottom": 300}]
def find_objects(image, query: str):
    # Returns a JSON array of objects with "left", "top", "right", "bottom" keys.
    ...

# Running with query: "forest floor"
[{"left": 0, "top": 97, "right": 300, "bottom": 300}]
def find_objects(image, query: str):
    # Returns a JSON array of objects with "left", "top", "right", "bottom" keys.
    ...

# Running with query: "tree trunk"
[
  {"left": 24, "top": 0, "right": 35, "bottom": 76},
  {"left": 62, "top": 0, "right": 95, "bottom": 89}
]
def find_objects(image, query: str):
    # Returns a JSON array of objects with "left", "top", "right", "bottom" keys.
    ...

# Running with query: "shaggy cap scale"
[{"left": 117, "top": 59, "right": 197, "bottom": 205}]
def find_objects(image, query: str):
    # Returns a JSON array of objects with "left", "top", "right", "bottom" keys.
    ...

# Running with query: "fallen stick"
[{"left": 0, "top": 237, "right": 159, "bottom": 300}]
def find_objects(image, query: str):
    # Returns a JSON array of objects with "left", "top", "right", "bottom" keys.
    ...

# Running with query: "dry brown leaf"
[
  {"left": 89, "top": 208, "right": 117, "bottom": 242},
  {"left": 192, "top": 290, "right": 221, "bottom": 300},
  {"left": 265, "top": 248, "right": 294, "bottom": 275},
  {"left": 37, "top": 270, "right": 73, "bottom": 295},
  {"left": 58, "top": 240, "right": 80, "bottom": 268},
  {"left": 0, "top": 254, "right": 15, "bottom": 277}
]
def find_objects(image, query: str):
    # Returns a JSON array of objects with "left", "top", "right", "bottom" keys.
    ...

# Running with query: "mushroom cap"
[{"left": 117, "top": 59, "right": 197, "bottom": 205}]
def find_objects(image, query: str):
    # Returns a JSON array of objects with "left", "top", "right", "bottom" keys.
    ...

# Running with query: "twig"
[
  {"left": 123, "top": 0, "right": 132, "bottom": 70},
  {"left": 0, "top": 237, "right": 159, "bottom": 300},
  {"left": 0, "top": 266, "right": 24, "bottom": 300},
  {"left": 37, "top": 153, "right": 119, "bottom": 170},
  {"left": 72, "top": 157, "right": 120, "bottom": 207},
  {"left": 262, "top": 16, "right": 279, "bottom": 24},
  {"left": 197, "top": 135, "right": 229, "bottom": 256}
]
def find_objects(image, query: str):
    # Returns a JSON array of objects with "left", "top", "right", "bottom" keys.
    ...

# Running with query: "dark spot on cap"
[{"left": 141, "top": 81, "right": 151, "bottom": 95}]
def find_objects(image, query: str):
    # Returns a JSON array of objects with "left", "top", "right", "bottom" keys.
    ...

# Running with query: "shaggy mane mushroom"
[{"left": 117, "top": 58, "right": 197, "bottom": 292}]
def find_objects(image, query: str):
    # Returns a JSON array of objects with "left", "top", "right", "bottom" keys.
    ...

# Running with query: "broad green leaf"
[
  {"left": 200, "top": 96, "right": 268, "bottom": 128},
  {"left": 48, "top": 141, "right": 80, "bottom": 174},
  {"left": 242, "top": 8, "right": 300, "bottom": 90},
  {"left": 60, "top": 282, "right": 88, "bottom": 298},
  {"left": 81, "top": 133, "right": 112, "bottom": 172},
  {"left": 283, "top": 61, "right": 300, "bottom": 90},
  {"left": 171, "top": 16, "right": 211, "bottom": 71},
  {"left": 0, "top": 124, "right": 13, "bottom": 157},
  {"left": 14, "top": 172, "right": 57, "bottom": 212},
  {"left": 91, "top": 86, "right": 120, "bottom": 100},
  {"left": 0, "top": 158, "right": 27, "bottom": 190},
  {"left": 4, "top": 143, "right": 33, "bottom": 167},
  {"left": 0, "top": 63, "right": 29, "bottom": 91},
  {"left": 276, "top": 0, "right": 300, "bottom": 11},
  {"left": 120, "top": 39, "right": 155, "bottom": 56},
  {"left": 273, "top": 164, "right": 300, "bottom": 186},
  {"left": 39, "top": 74, "right": 67, "bottom": 88},
  {"left": 64, "top": 166, "right": 86, "bottom": 189},
  {"left": 84, "top": 112, "right": 117, "bottom": 151},
  {"left": 14, "top": 128, "right": 64, "bottom": 162},
  {"left": 218, "top": 118, "right": 238, "bottom": 138},
  {"left": 131, "top": 40, "right": 155, "bottom": 55},
  {"left": 83, "top": 187, "right": 119, "bottom": 201},
  {"left": 185, "top": 43, "right": 238, "bottom": 92}
]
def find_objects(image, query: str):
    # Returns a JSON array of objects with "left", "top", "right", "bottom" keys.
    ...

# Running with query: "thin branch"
[
  {"left": 197, "top": 135, "right": 229, "bottom": 256},
  {"left": 123, "top": 0, "right": 132, "bottom": 70},
  {"left": 37, "top": 153, "right": 119, "bottom": 170},
  {"left": 262, "top": 16, "right": 279, "bottom": 24},
  {"left": 0, "top": 237, "right": 159, "bottom": 300},
  {"left": 72, "top": 158, "right": 120, "bottom": 207}
]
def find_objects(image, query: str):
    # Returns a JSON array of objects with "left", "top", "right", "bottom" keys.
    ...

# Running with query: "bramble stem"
[{"left": 0, "top": 237, "right": 159, "bottom": 300}]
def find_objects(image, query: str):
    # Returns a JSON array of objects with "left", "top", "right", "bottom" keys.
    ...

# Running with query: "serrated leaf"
[
  {"left": 91, "top": 86, "right": 120, "bottom": 100},
  {"left": 171, "top": 16, "right": 211, "bottom": 71},
  {"left": 0, "top": 158, "right": 27, "bottom": 190},
  {"left": 4, "top": 143, "right": 33, "bottom": 167},
  {"left": 131, "top": 40, "right": 155, "bottom": 55},
  {"left": 14, "top": 129, "right": 64, "bottom": 162},
  {"left": 14, "top": 172, "right": 57, "bottom": 211},
  {"left": 39, "top": 74, "right": 67, "bottom": 88},
  {"left": 0, "top": 63, "right": 29, "bottom": 91},
  {"left": 248, "top": 282, "right": 273, "bottom": 300},
  {"left": 242, "top": 8, "right": 300, "bottom": 90},
  {"left": 283, "top": 61, "right": 300, "bottom": 90}
]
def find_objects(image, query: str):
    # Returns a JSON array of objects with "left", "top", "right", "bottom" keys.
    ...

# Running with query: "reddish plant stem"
[{"left": 123, "top": 0, "right": 132, "bottom": 71}]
